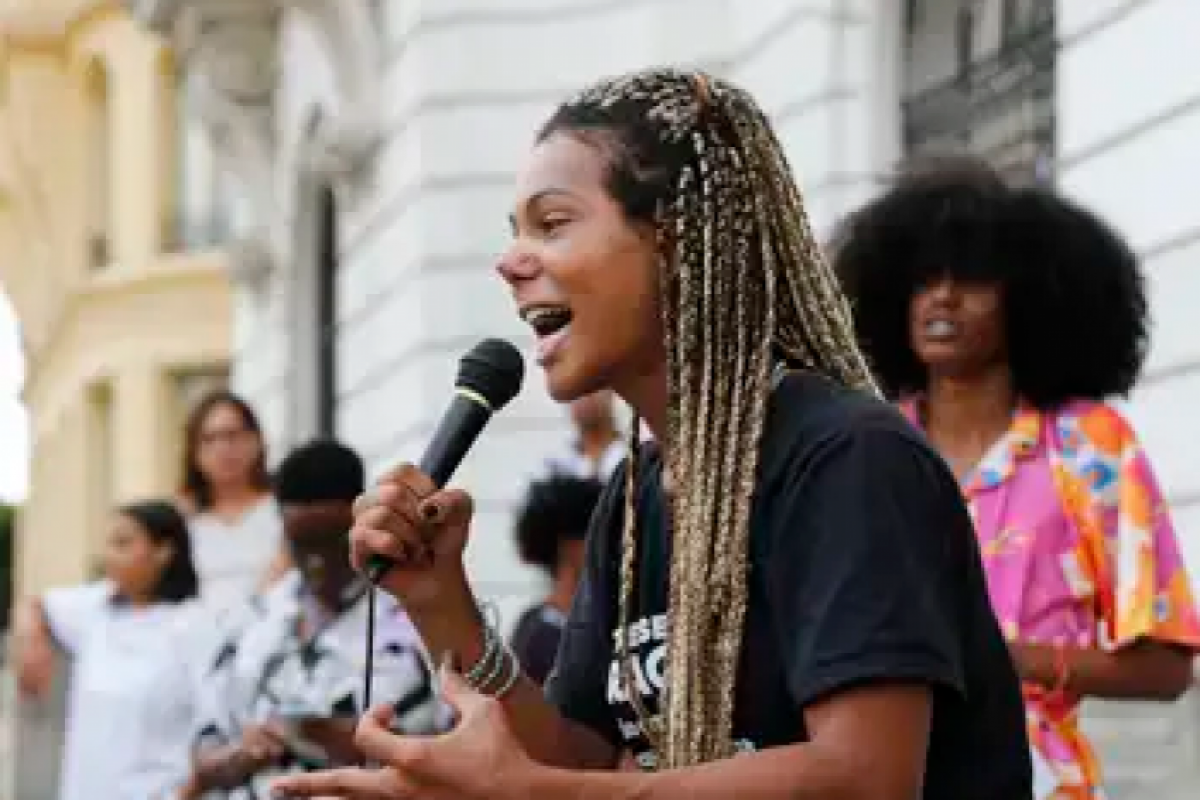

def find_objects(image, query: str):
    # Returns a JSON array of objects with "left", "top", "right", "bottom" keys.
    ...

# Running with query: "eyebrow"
[{"left": 508, "top": 188, "right": 577, "bottom": 231}]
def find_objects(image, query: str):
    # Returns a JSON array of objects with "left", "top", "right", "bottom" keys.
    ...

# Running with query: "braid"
[{"left": 542, "top": 68, "right": 878, "bottom": 769}]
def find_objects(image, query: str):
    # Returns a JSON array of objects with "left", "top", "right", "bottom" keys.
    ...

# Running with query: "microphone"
[{"left": 365, "top": 338, "right": 525, "bottom": 582}]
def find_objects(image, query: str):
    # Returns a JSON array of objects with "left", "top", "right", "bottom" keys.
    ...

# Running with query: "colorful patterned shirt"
[{"left": 901, "top": 399, "right": 1200, "bottom": 798}]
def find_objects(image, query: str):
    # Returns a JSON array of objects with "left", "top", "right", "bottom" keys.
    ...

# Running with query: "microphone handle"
[{"left": 365, "top": 391, "right": 493, "bottom": 582}]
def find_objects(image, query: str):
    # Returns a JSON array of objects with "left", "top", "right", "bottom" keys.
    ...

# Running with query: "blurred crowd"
[{"left": 11, "top": 384, "right": 624, "bottom": 800}]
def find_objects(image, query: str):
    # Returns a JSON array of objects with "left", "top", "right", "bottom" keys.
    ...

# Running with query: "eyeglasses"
[{"left": 199, "top": 428, "right": 253, "bottom": 446}]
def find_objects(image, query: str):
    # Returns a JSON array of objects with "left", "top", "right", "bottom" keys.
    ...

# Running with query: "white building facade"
[{"left": 133, "top": 1, "right": 1200, "bottom": 795}]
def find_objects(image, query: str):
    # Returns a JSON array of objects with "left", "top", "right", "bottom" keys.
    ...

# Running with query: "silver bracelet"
[
  {"left": 490, "top": 643, "right": 523, "bottom": 699},
  {"left": 464, "top": 601, "right": 501, "bottom": 686},
  {"left": 460, "top": 600, "right": 523, "bottom": 697}
]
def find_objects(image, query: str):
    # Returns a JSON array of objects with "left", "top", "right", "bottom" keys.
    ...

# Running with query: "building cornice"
[
  {"left": 21, "top": 249, "right": 233, "bottom": 419},
  {"left": 127, "top": 0, "right": 382, "bottom": 202},
  {"left": 125, "top": 0, "right": 383, "bottom": 291}
]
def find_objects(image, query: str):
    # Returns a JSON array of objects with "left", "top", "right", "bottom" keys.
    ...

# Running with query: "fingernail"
[{"left": 419, "top": 500, "right": 444, "bottom": 523}]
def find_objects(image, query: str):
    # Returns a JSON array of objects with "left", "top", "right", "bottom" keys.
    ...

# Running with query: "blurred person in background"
[
  {"left": 181, "top": 389, "right": 288, "bottom": 611},
  {"left": 14, "top": 500, "right": 201, "bottom": 800},
  {"left": 510, "top": 473, "right": 604, "bottom": 685},
  {"left": 545, "top": 389, "right": 625, "bottom": 481},
  {"left": 834, "top": 155, "right": 1200, "bottom": 798},
  {"left": 178, "top": 440, "right": 441, "bottom": 800}
]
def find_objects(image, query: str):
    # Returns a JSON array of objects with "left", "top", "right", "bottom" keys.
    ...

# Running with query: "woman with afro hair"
[
  {"left": 834, "top": 155, "right": 1200, "bottom": 799},
  {"left": 510, "top": 473, "right": 604, "bottom": 686}
]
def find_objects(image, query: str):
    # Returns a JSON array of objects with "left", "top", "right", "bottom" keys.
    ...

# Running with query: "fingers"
[
  {"left": 242, "top": 724, "right": 288, "bottom": 762},
  {"left": 350, "top": 479, "right": 428, "bottom": 572},
  {"left": 376, "top": 463, "right": 438, "bottom": 502},
  {"left": 437, "top": 657, "right": 490, "bottom": 719},
  {"left": 422, "top": 489, "right": 474, "bottom": 531},
  {"left": 354, "top": 705, "right": 451, "bottom": 774},
  {"left": 352, "top": 506, "right": 425, "bottom": 572},
  {"left": 350, "top": 463, "right": 474, "bottom": 573},
  {"left": 271, "top": 766, "right": 415, "bottom": 799}
]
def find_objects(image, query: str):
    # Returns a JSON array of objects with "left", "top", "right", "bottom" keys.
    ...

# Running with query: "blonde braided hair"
[{"left": 539, "top": 68, "right": 878, "bottom": 769}]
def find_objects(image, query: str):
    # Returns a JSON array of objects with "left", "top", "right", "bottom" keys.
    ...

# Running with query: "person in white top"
[
  {"left": 543, "top": 389, "right": 626, "bottom": 481},
  {"left": 13, "top": 500, "right": 204, "bottom": 800},
  {"left": 181, "top": 390, "right": 288, "bottom": 612}
]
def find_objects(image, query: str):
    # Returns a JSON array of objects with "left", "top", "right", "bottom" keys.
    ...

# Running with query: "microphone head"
[{"left": 456, "top": 339, "right": 525, "bottom": 412}]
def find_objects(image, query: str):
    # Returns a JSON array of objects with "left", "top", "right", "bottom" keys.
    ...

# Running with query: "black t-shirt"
[{"left": 545, "top": 372, "right": 1032, "bottom": 799}]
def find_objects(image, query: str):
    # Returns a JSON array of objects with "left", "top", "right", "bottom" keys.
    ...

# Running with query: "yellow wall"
[{"left": 0, "top": 1, "right": 233, "bottom": 594}]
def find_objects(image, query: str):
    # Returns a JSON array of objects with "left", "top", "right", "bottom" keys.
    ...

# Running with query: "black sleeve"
[
  {"left": 543, "top": 465, "right": 623, "bottom": 747},
  {"left": 765, "top": 421, "right": 968, "bottom": 709},
  {"left": 509, "top": 609, "right": 559, "bottom": 687}
]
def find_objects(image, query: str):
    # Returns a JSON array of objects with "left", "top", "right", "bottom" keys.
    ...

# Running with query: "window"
[
  {"left": 174, "top": 366, "right": 230, "bottom": 414},
  {"left": 315, "top": 185, "right": 338, "bottom": 438},
  {"left": 83, "top": 60, "right": 112, "bottom": 270},
  {"left": 906, "top": 0, "right": 925, "bottom": 30},
  {"left": 86, "top": 380, "right": 114, "bottom": 556},
  {"left": 173, "top": 72, "right": 234, "bottom": 249},
  {"left": 955, "top": 3, "right": 975, "bottom": 77},
  {"left": 1000, "top": 0, "right": 1020, "bottom": 43},
  {"left": 156, "top": 48, "right": 177, "bottom": 253},
  {"left": 902, "top": 0, "right": 1056, "bottom": 184}
]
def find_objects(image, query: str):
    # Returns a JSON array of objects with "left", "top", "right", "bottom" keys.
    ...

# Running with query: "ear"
[{"left": 154, "top": 542, "right": 173, "bottom": 566}]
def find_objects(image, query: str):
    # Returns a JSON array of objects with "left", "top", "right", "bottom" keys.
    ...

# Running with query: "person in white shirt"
[
  {"left": 178, "top": 441, "right": 442, "bottom": 800},
  {"left": 180, "top": 390, "right": 289, "bottom": 612},
  {"left": 14, "top": 500, "right": 203, "bottom": 800},
  {"left": 544, "top": 389, "right": 626, "bottom": 481}
]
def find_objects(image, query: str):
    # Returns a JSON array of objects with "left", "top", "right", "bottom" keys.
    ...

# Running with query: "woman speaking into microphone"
[{"left": 274, "top": 68, "right": 1033, "bottom": 800}]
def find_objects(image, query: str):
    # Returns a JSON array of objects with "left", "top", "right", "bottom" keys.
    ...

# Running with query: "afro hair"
[
  {"left": 514, "top": 473, "right": 604, "bottom": 574},
  {"left": 832, "top": 156, "right": 1148, "bottom": 410}
]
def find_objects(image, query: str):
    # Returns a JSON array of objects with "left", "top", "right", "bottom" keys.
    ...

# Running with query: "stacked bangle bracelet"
[{"left": 462, "top": 601, "right": 522, "bottom": 698}]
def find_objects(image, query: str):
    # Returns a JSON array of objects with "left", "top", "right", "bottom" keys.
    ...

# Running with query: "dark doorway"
[{"left": 315, "top": 184, "right": 337, "bottom": 438}]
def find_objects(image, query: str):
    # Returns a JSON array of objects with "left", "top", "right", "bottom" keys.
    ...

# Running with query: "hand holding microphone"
[{"left": 350, "top": 339, "right": 524, "bottom": 611}]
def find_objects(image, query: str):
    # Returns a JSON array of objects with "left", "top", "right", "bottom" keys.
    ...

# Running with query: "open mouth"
[
  {"left": 521, "top": 304, "right": 574, "bottom": 365},
  {"left": 523, "top": 304, "right": 573, "bottom": 337},
  {"left": 923, "top": 319, "right": 959, "bottom": 340}
]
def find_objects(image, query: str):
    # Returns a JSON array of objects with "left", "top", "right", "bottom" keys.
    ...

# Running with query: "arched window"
[
  {"left": 175, "top": 72, "right": 222, "bottom": 248},
  {"left": 83, "top": 59, "right": 111, "bottom": 270}
]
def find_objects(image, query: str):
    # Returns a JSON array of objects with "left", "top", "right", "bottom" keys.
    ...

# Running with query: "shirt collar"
[{"left": 900, "top": 396, "right": 1042, "bottom": 495}]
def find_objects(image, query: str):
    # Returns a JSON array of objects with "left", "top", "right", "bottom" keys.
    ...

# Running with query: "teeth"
[
  {"left": 522, "top": 305, "right": 572, "bottom": 336},
  {"left": 925, "top": 319, "right": 956, "bottom": 337},
  {"left": 525, "top": 308, "right": 560, "bottom": 325},
  {"left": 522, "top": 305, "right": 570, "bottom": 325}
]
